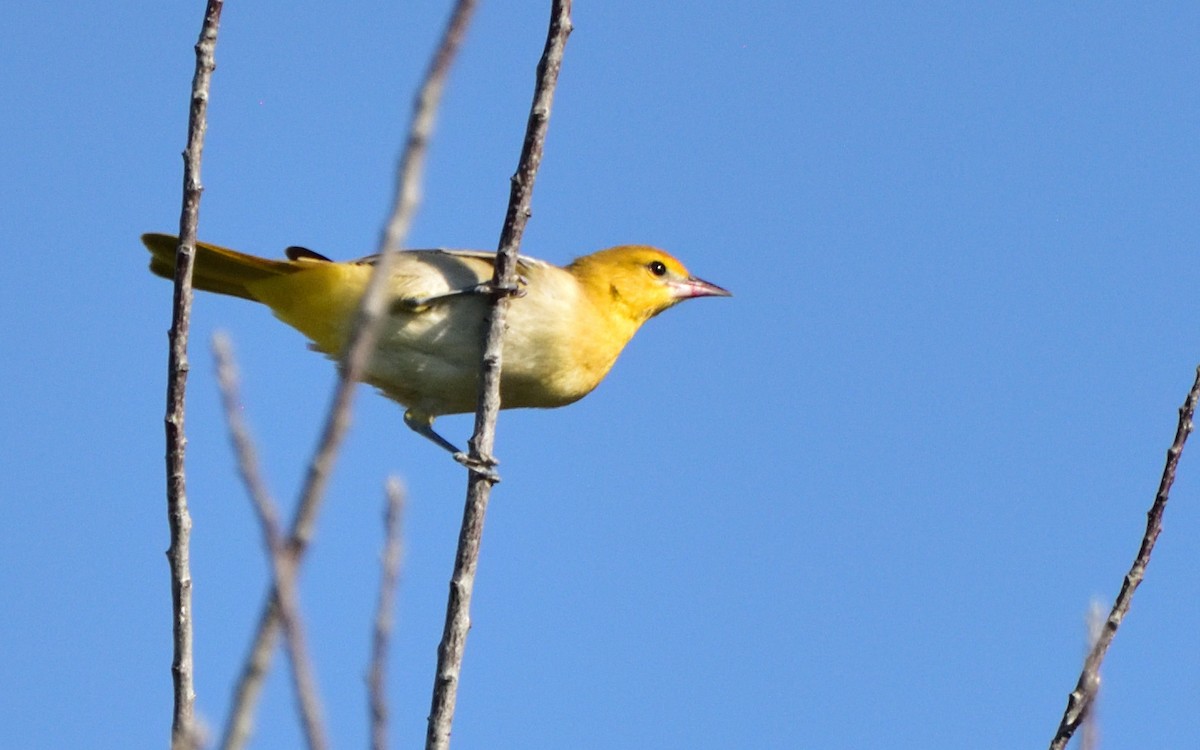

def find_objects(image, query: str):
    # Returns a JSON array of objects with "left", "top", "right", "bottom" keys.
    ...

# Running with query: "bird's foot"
[
  {"left": 468, "top": 279, "right": 527, "bottom": 300},
  {"left": 394, "top": 278, "right": 526, "bottom": 313},
  {"left": 453, "top": 451, "right": 501, "bottom": 483}
]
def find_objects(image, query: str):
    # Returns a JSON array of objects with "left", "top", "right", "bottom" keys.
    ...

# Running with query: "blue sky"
[{"left": 3, "top": 2, "right": 1199, "bottom": 747}]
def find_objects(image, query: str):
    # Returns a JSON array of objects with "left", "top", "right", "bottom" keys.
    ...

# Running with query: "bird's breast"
[{"left": 364, "top": 269, "right": 628, "bottom": 416}]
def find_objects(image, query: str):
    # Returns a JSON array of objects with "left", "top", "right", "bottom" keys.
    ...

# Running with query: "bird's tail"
[{"left": 142, "top": 232, "right": 297, "bottom": 301}]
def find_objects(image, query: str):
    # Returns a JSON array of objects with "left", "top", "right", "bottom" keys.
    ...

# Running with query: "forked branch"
[
  {"left": 213, "top": 334, "right": 329, "bottom": 750},
  {"left": 219, "top": 3, "right": 479, "bottom": 747}
]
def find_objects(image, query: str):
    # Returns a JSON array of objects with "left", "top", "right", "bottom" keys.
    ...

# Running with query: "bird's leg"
[
  {"left": 403, "top": 409, "right": 462, "bottom": 453},
  {"left": 403, "top": 410, "right": 500, "bottom": 482}
]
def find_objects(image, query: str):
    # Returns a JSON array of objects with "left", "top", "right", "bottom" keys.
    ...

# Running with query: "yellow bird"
[{"left": 143, "top": 233, "right": 730, "bottom": 463}]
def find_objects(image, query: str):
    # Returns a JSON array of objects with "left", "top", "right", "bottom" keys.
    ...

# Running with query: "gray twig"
[
  {"left": 369, "top": 478, "right": 407, "bottom": 750},
  {"left": 382, "top": 0, "right": 478, "bottom": 254},
  {"left": 1080, "top": 600, "right": 1104, "bottom": 750},
  {"left": 213, "top": 334, "right": 329, "bottom": 750},
  {"left": 219, "top": 4, "right": 478, "bottom": 747},
  {"left": 1048, "top": 366, "right": 1200, "bottom": 750},
  {"left": 424, "top": 3, "right": 573, "bottom": 749},
  {"left": 166, "top": 2, "right": 224, "bottom": 748}
]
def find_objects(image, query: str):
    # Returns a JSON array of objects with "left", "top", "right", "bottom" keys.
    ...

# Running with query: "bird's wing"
[
  {"left": 347, "top": 249, "right": 555, "bottom": 309},
  {"left": 261, "top": 245, "right": 556, "bottom": 310},
  {"left": 352, "top": 248, "right": 554, "bottom": 275}
]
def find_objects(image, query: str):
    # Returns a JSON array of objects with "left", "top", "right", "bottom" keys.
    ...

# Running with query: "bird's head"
[{"left": 568, "top": 245, "right": 731, "bottom": 325}]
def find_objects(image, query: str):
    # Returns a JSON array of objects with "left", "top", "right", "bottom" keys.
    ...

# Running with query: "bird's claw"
[
  {"left": 475, "top": 279, "right": 526, "bottom": 299},
  {"left": 395, "top": 277, "right": 527, "bottom": 313},
  {"left": 453, "top": 451, "right": 501, "bottom": 482}
]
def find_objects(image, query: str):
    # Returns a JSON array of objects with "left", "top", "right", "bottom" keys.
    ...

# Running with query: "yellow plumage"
[{"left": 143, "top": 233, "right": 729, "bottom": 456}]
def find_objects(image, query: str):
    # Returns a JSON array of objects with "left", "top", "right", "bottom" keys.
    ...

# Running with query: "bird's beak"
[{"left": 670, "top": 275, "right": 732, "bottom": 299}]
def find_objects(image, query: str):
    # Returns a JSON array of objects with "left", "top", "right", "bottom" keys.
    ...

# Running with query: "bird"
[{"left": 142, "top": 233, "right": 730, "bottom": 469}]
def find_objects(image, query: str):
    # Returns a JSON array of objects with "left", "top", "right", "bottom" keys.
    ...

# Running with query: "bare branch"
[
  {"left": 425, "top": 3, "right": 573, "bottom": 748},
  {"left": 1080, "top": 600, "right": 1105, "bottom": 750},
  {"left": 1048, "top": 365, "right": 1200, "bottom": 750},
  {"left": 382, "top": 0, "right": 478, "bottom": 254},
  {"left": 369, "top": 478, "right": 407, "bottom": 750},
  {"left": 220, "top": 4, "right": 478, "bottom": 747},
  {"left": 213, "top": 334, "right": 329, "bottom": 750},
  {"left": 166, "top": 2, "right": 224, "bottom": 747}
]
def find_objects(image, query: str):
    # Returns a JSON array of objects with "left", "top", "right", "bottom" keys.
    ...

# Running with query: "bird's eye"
[{"left": 647, "top": 260, "right": 668, "bottom": 277}]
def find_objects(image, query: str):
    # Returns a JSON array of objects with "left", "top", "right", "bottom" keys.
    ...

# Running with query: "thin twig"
[
  {"left": 425, "top": 3, "right": 573, "bottom": 749},
  {"left": 166, "top": 2, "right": 224, "bottom": 748},
  {"left": 213, "top": 334, "right": 329, "bottom": 750},
  {"left": 382, "top": 0, "right": 478, "bottom": 254},
  {"left": 369, "top": 478, "right": 407, "bottom": 750},
  {"left": 220, "top": 4, "right": 478, "bottom": 748},
  {"left": 1080, "top": 600, "right": 1104, "bottom": 750},
  {"left": 1048, "top": 365, "right": 1200, "bottom": 750}
]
